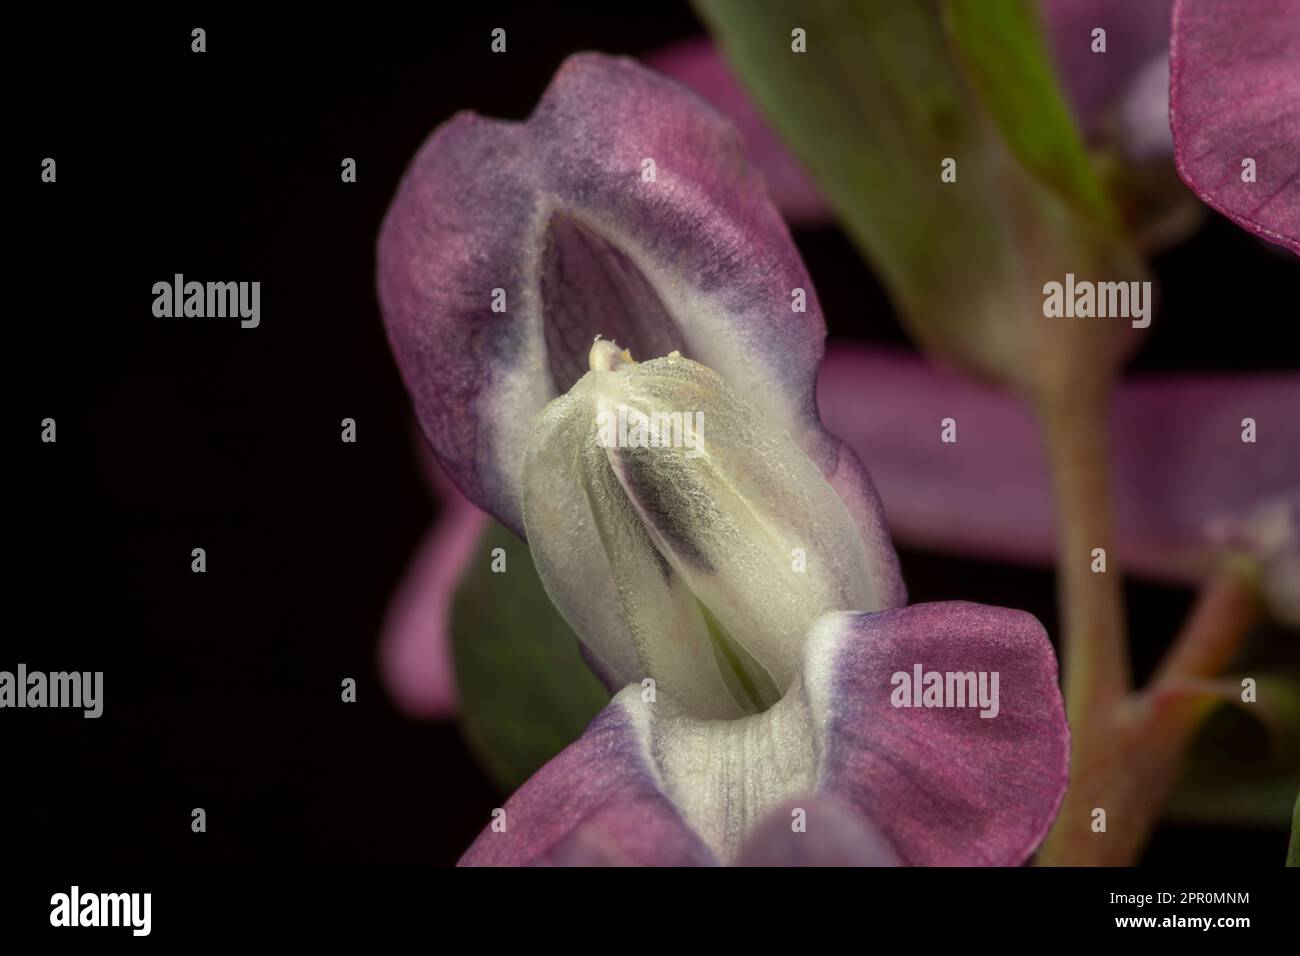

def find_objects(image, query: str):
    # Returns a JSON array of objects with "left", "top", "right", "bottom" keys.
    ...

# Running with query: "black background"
[{"left": 7, "top": 6, "right": 1298, "bottom": 866}]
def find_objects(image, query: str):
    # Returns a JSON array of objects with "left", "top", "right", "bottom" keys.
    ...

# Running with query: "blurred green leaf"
[
  {"left": 1166, "top": 676, "right": 1300, "bottom": 829},
  {"left": 943, "top": 0, "right": 1118, "bottom": 229},
  {"left": 451, "top": 521, "right": 609, "bottom": 791},
  {"left": 694, "top": 0, "right": 1144, "bottom": 394},
  {"left": 1288, "top": 792, "right": 1299, "bottom": 865}
]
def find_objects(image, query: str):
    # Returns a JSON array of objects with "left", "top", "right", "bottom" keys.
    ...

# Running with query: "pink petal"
[
  {"left": 378, "top": 441, "right": 486, "bottom": 719},
  {"left": 819, "top": 345, "right": 1300, "bottom": 584},
  {"left": 811, "top": 602, "right": 1070, "bottom": 865},
  {"left": 1170, "top": 0, "right": 1300, "bottom": 254}
]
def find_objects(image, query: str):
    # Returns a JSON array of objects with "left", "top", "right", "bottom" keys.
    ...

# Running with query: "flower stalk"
[{"left": 1036, "top": 378, "right": 1263, "bottom": 865}]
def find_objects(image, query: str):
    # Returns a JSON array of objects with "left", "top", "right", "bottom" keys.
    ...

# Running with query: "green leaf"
[
  {"left": 451, "top": 521, "right": 609, "bottom": 791},
  {"left": 693, "top": 0, "right": 1145, "bottom": 395},
  {"left": 942, "top": 0, "right": 1119, "bottom": 229}
]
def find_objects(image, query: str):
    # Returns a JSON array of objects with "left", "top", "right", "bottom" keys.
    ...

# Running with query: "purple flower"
[{"left": 377, "top": 54, "right": 1068, "bottom": 865}]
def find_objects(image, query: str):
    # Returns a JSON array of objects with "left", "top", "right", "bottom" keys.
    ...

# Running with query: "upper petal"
[
  {"left": 1170, "top": 0, "right": 1300, "bottom": 254},
  {"left": 378, "top": 53, "right": 867, "bottom": 537}
]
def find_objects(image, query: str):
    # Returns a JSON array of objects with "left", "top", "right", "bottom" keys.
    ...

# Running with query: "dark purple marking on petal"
[{"left": 540, "top": 215, "right": 686, "bottom": 392}]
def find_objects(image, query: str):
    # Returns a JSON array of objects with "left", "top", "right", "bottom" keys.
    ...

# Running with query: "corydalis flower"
[{"left": 378, "top": 54, "right": 1068, "bottom": 865}]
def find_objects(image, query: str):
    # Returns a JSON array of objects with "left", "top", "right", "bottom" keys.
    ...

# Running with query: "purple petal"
[
  {"left": 377, "top": 52, "right": 902, "bottom": 602},
  {"left": 459, "top": 703, "right": 717, "bottom": 867},
  {"left": 378, "top": 440, "right": 486, "bottom": 719},
  {"left": 1170, "top": 0, "right": 1300, "bottom": 254},
  {"left": 810, "top": 602, "right": 1070, "bottom": 866},
  {"left": 643, "top": 38, "right": 828, "bottom": 226},
  {"left": 819, "top": 345, "right": 1300, "bottom": 584},
  {"left": 735, "top": 795, "right": 901, "bottom": 867}
]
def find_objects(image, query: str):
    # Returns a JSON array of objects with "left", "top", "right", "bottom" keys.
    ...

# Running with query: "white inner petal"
[
  {"left": 523, "top": 351, "right": 877, "bottom": 718},
  {"left": 613, "top": 616, "right": 846, "bottom": 863}
]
